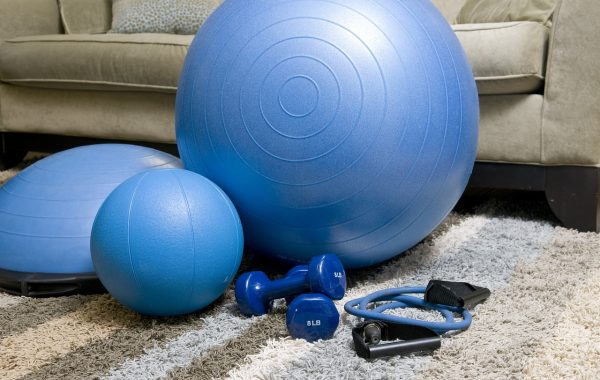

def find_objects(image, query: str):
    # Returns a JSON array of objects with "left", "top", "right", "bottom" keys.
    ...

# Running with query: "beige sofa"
[{"left": 0, "top": 0, "right": 598, "bottom": 232}]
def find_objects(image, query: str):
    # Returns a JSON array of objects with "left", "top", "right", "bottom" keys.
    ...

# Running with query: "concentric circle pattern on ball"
[{"left": 176, "top": 0, "right": 479, "bottom": 268}]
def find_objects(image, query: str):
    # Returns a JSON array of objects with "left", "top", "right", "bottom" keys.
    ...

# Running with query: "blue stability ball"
[
  {"left": 91, "top": 169, "right": 244, "bottom": 316},
  {"left": 0, "top": 145, "right": 181, "bottom": 275},
  {"left": 176, "top": 0, "right": 479, "bottom": 268}
]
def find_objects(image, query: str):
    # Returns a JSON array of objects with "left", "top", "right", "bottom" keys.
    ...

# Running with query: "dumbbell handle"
[
  {"left": 286, "top": 265, "right": 308, "bottom": 277},
  {"left": 284, "top": 265, "right": 309, "bottom": 304},
  {"left": 261, "top": 273, "right": 310, "bottom": 301}
]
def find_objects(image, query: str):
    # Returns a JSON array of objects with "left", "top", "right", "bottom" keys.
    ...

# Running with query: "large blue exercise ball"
[
  {"left": 0, "top": 145, "right": 181, "bottom": 276},
  {"left": 91, "top": 169, "right": 244, "bottom": 316},
  {"left": 176, "top": 0, "right": 479, "bottom": 268}
]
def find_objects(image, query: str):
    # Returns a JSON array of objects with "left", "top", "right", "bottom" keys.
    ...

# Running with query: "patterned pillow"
[{"left": 111, "top": 0, "right": 223, "bottom": 35}]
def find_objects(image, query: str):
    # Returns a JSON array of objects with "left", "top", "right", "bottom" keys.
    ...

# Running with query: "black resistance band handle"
[
  {"left": 352, "top": 321, "right": 441, "bottom": 359},
  {"left": 424, "top": 280, "right": 491, "bottom": 309}
]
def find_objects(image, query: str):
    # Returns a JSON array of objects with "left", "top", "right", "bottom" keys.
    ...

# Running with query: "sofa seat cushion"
[
  {"left": 0, "top": 33, "right": 193, "bottom": 93},
  {"left": 453, "top": 21, "right": 549, "bottom": 95}
]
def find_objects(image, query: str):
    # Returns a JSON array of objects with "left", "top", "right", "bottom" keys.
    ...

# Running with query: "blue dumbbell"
[
  {"left": 286, "top": 293, "right": 340, "bottom": 342},
  {"left": 235, "top": 254, "right": 346, "bottom": 316}
]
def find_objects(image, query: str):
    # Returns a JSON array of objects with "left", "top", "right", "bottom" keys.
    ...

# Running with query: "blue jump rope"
[
  {"left": 344, "top": 281, "right": 490, "bottom": 358},
  {"left": 344, "top": 286, "right": 472, "bottom": 335}
]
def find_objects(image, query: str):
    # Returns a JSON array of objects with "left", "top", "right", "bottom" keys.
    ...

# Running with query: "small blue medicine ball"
[
  {"left": 176, "top": 0, "right": 479, "bottom": 268},
  {"left": 91, "top": 169, "right": 244, "bottom": 316}
]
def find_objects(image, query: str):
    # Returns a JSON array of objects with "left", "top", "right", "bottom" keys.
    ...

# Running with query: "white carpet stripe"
[
  {"left": 227, "top": 338, "right": 314, "bottom": 380},
  {"left": 0, "top": 293, "right": 22, "bottom": 308},
  {"left": 103, "top": 304, "right": 256, "bottom": 380},
  {"left": 523, "top": 235, "right": 600, "bottom": 379},
  {"left": 240, "top": 214, "right": 556, "bottom": 380}
]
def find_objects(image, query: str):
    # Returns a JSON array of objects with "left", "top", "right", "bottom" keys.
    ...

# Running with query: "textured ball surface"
[
  {"left": 0, "top": 144, "right": 181, "bottom": 275},
  {"left": 176, "top": 0, "right": 479, "bottom": 268},
  {"left": 91, "top": 169, "right": 244, "bottom": 316}
]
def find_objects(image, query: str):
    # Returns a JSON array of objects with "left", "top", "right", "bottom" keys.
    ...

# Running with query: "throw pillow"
[
  {"left": 111, "top": 0, "right": 222, "bottom": 35},
  {"left": 455, "top": 0, "right": 558, "bottom": 24},
  {"left": 59, "top": 0, "right": 112, "bottom": 34}
]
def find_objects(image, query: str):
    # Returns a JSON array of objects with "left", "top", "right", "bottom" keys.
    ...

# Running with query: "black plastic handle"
[
  {"left": 424, "top": 280, "right": 491, "bottom": 309},
  {"left": 366, "top": 336, "right": 441, "bottom": 359},
  {"left": 352, "top": 321, "right": 441, "bottom": 359}
]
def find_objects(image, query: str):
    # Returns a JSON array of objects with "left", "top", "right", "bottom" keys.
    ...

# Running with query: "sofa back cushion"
[
  {"left": 455, "top": 0, "right": 558, "bottom": 24},
  {"left": 0, "top": 0, "right": 62, "bottom": 41},
  {"left": 453, "top": 21, "right": 550, "bottom": 95},
  {"left": 59, "top": 0, "right": 112, "bottom": 34},
  {"left": 111, "top": 0, "right": 222, "bottom": 35},
  {"left": 0, "top": 33, "right": 192, "bottom": 93}
]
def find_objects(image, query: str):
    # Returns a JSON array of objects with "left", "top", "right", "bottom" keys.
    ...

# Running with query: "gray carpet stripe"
[
  {"left": 17, "top": 295, "right": 228, "bottom": 380},
  {"left": 415, "top": 228, "right": 600, "bottom": 379},
  {"left": 102, "top": 302, "right": 256, "bottom": 380},
  {"left": 0, "top": 295, "right": 92, "bottom": 340},
  {"left": 166, "top": 313, "right": 288, "bottom": 380},
  {"left": 251, "top": 209, "right": 555, "bottom": 379}
]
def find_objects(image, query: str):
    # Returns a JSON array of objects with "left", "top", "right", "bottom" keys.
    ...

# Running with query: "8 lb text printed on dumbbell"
[
  {"left": 286, "top": 293, "right": 340, "bottom": 342},
  {"left": 235, "top": 254, "right": 346, "bottom": 316}
]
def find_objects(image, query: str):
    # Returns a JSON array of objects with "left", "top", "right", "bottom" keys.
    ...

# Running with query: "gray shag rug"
[{"left": 1, "top": 156, "right": 599, "bottom": 379}]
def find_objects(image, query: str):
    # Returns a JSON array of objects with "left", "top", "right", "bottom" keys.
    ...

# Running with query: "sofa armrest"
[
  {"left": 542, "top": 0, "right": 600, "bottom": 166},
  {"left": 0, "top": 0, "right": 62, "bottom": 131},
  {"left": 0, "top": 0, "right": 62, "bottom": 41}
]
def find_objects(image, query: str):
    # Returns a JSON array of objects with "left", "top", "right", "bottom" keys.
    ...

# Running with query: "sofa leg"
[
  {"left": 0, "top": 151, "right": 26, "bottom": 170},
  {"left": 545, "top": 166, "right": 600, "bottom": 232},
  {"left": 0, "top": 134, "right": 27, "bottom": 170}
]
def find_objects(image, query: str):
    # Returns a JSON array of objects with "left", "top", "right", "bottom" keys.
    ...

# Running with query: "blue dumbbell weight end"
[
  {"left": 235, "top": 254, "right": 346, "bottom": 316},
  {"left": 286, "top": 294, "right": 340, "bottom": 342}
]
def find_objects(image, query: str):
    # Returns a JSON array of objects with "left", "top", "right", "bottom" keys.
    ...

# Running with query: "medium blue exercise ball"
[
  {"left": 0, "top": 144, "right": 181, "bottom": 276},
  {"left": 176, "top": 0, "right": 479, "bottom": 268},
  {"left": 91, "top": 169, "right": 244, "bottom": 316}
]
